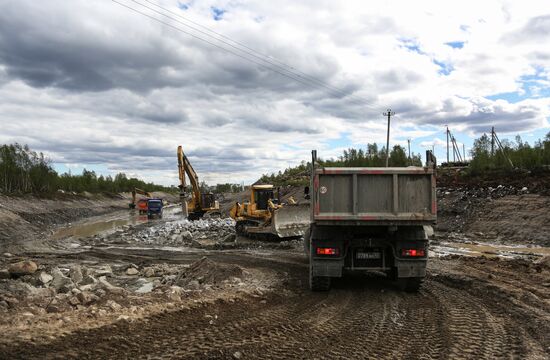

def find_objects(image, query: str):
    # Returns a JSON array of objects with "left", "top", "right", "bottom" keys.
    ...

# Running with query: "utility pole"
[
  {"left": 463, "top": 143, "right": 466, "bottom": 161},
  {"left": 407, "top": 139, "right": 411, "bottom": 163},
  {"left": 491, "top": 126, "right": 495, "bottom": 156},
  {"left": 446, "top": 125, "right": 450, "bottom": 163},
  {"left": 383, "top": 109, "right": 395, "bottom": 167}
]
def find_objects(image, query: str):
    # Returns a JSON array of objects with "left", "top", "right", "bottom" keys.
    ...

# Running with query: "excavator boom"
[
  {"left": 177, "top": 145, "right": 219, "bottom": 219},
  {"left": 177, "top": 146, "right": 201, "bottom": 204},
  {"left": 129, "top": 188, "right": 152, "bottom": 209}
]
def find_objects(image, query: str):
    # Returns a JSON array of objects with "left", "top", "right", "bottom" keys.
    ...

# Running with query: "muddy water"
[
  {"left": 431, "top": 240, "right": 550, "bottom": 259},
  {"left": 51, "top": 206, "right": 181, "bottom": 240}
]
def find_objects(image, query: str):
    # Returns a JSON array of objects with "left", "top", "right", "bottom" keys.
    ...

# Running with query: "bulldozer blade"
[{"left": 272, "top": 203, "right": 310, "bottom": 238}]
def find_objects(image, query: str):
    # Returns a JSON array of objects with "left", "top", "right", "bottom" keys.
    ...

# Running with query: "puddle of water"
[
  {"left": 51, "top": 206, "right": 181, "bottom": 240},
  {"left": 431, "top": 241, "right": 550, "bottom": 259},
  {"left": 51, "top": 212, "right": 146, "bottom": 239}
]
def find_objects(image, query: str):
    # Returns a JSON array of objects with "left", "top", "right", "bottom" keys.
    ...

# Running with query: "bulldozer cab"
[
  {"left": 252, "top": 185, "right": 275, "bottom": 210},
  {"left": 254, "top": 189, "right": 274, "bottom": 210}
]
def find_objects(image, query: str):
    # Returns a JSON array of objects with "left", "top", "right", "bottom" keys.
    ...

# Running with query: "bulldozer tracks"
[{"left": 1, "top": 253, "right": 548, "bottom": 359}]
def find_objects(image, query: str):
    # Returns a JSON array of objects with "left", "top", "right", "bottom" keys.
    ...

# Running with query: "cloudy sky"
[{"left": 1, "top": 0, "right": 549, "bottom": 186}]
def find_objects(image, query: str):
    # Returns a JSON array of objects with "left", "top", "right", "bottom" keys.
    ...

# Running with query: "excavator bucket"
[{"left": 271, "top": 203, "right": 310, "bottom": 238}]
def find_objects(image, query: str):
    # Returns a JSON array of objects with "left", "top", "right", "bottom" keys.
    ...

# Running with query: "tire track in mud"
[{"left": 0, "top": 255, "right": 547, "bottom": 359}]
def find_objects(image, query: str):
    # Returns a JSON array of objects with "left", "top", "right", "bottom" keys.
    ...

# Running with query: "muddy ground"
[{"left": 0, "top": 186, "right": 549, "bottom": 359}]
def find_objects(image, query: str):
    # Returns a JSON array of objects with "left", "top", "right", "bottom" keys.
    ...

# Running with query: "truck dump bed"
[{"left": 313, "top": 167, "right": 436, "bottom": 225}]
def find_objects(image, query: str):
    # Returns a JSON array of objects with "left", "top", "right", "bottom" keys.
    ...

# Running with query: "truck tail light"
[
  {"left": 401, "top": 249, "right": 425, "bottom": 257},
  {"left": 316, "top": 247, "right": 339, "bottom": 256}
]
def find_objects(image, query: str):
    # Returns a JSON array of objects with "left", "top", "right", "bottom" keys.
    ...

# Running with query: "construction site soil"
[{"left": 0, "top": 178, "right": 548, "bottom": 359}]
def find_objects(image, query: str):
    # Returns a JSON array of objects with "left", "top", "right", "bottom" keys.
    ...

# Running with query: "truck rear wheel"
[
  {"left": 310, "top": 274, "right": 331, "bottom": 291},
  {"left": 397, "top": 277, "right": 423, "bottom": 292},
  {"left": 303, "top": 227, "right": 311, "bottom": 256}
]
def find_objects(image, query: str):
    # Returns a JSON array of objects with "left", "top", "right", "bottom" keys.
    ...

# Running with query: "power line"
[
  {"left": 112, "top": 0, "right": 381, "bottom": 111},
  {"left": 127, "top": 0, "right": 379, "bottom": 109},
  {"left": 137, "top": 0, "right": 380, "bottom": 109}
]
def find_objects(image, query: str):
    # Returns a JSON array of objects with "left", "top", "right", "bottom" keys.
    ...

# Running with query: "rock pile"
[
  {"left": 87, "top": 218, "right": 236, "bottom": 248},
  {"left": 0, "top": 255, "right": 247, "bottom": 316},
  {"left": 437, "top": 184, "right": 530, "bottom": 200}
]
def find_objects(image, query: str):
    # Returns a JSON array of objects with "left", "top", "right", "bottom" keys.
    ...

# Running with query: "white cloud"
[{"left": 0, "top": 0, "right": 549, "bottom": 185}]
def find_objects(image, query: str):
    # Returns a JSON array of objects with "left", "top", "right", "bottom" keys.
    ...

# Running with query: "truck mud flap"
[
  {"left": 311, "top": 259, "right": 343, "bottom": 277},
  {"left": 396, "top": 260, "right": 427, "bottom": 278}
]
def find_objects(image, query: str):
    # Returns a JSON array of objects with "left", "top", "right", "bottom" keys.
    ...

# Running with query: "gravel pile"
[{"left": 87, "top": 218, "right": 237, "bottom": 248}]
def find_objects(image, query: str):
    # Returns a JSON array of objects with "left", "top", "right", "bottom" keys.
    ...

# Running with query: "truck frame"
[{"left": 306, "top": 150, "right": 437, "bottom": 292}]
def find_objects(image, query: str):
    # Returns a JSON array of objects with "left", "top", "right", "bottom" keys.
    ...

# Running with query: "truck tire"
[
  {"left": 397, "top": 277, "right": 423, "bottom": 293},
  {"left": 303, "top": 227, "right": 311, "bottom": 256},
  {"left": 387, "top": 267, "right": 398, "bottom": 281},
  {"left": 310, "top": 273, "right": 331, "bottom": 291}
]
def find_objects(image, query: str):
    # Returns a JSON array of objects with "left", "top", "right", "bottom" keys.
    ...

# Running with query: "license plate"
[{"left": 356, "top": 252, "right": 381, "bottom": 259}]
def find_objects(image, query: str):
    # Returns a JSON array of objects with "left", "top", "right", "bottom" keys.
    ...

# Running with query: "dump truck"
[
  {"left": 305, "top": 150, "right": 437, "bottom": 292},
  {"left": 146, "top": 198, "right": 163, "bottom": 219},
  {"left": 177, "top": 146, "right": 220, "bottom": 220},
  {"left": 230, "top": 184, "right": 310, "bottom": 239},
  {"left": 136, "top": 199, "right": 149, "bottom": 215}
]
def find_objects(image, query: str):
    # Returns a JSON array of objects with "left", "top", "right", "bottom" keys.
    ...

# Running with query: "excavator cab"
[{"left": 201, "top": 193, "right": 216, "bottom": 209}]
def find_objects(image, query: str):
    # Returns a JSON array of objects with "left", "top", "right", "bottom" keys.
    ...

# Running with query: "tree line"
[
  {"left": 0, "top": 143, "right": 175, "bottom": 194},
  {"left": 469, "top": 132, "right": 550, "bottom": 173},
  {"left": 260, "top": 144, "right": 423, "bottom": 186},
  {"left": 260, "top": 132, "right": 550, "bottom": 187}
]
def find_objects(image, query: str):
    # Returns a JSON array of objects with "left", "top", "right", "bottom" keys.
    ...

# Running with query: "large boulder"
[
  {"left": 70, "top": 265, "right": 83, "bottom": 285},
  {"left": 50, "top": 268, "right": 75, "bottom": 293},
  {"left": 39, "top": 272, "right": 53, "bottom": 285},
  {"left": 126, "top": 268, "right": 139, "bottom": 275},
  {"left": 98, "top": 276, "right": 125, "bottom": 294},
  {"left": 8, "top": 260, "right": 38, "bottom": 276}
]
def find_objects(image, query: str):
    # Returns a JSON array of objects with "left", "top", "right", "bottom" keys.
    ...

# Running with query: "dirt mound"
[
  {"left": 173, "top": 257, "right": 243, "bottom": 287},
  {"left": 436, "top": 186, "right": 550, "bottom": 246},
  {"left": 437, "top": 169, "right": 550, "bottom": 195},
  {"left": 0, "top": 194, "right": 132, "bottom": 252}
]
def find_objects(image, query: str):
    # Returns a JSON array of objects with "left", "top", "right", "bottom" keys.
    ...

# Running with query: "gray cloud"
[
  {"left": 502, "top": 14, "right": 550, "bottom": 44},
  {"left": 0, "top": 5, "right": 188, "bottom": 92}
]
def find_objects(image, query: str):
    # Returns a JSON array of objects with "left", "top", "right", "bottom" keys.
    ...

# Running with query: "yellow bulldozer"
[
  {"left": 229, "top": 184, "right": 310, "bottom": 239},
  {"left": 177, "top": 145, "right": 220, "bottom": 220}
]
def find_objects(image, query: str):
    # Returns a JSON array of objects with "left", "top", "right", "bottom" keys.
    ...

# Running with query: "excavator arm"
[
  {"left": 130, "top": 188, "right": 152, "bottom": 208},
  {"left": 177, "top": 146, "right": 201, "bottom": 213}
]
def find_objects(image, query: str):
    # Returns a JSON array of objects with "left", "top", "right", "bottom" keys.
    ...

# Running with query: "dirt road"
[
  {"left": 1, "top": 247, "right": 548, "bottom": 359},
  {"left": 0, "top": 192, "right": 549, "bottom": 359}
]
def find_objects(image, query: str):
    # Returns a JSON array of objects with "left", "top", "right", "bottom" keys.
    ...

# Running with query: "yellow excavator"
[
  {"left": 177, "top": 145, "right": 220, "bottom": 220},
  {"left": 229, "top": 184, "right": 310, "bottom": 239},
  {"left": 129, "top": 188, "right": 152, "bottom": 214}
]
